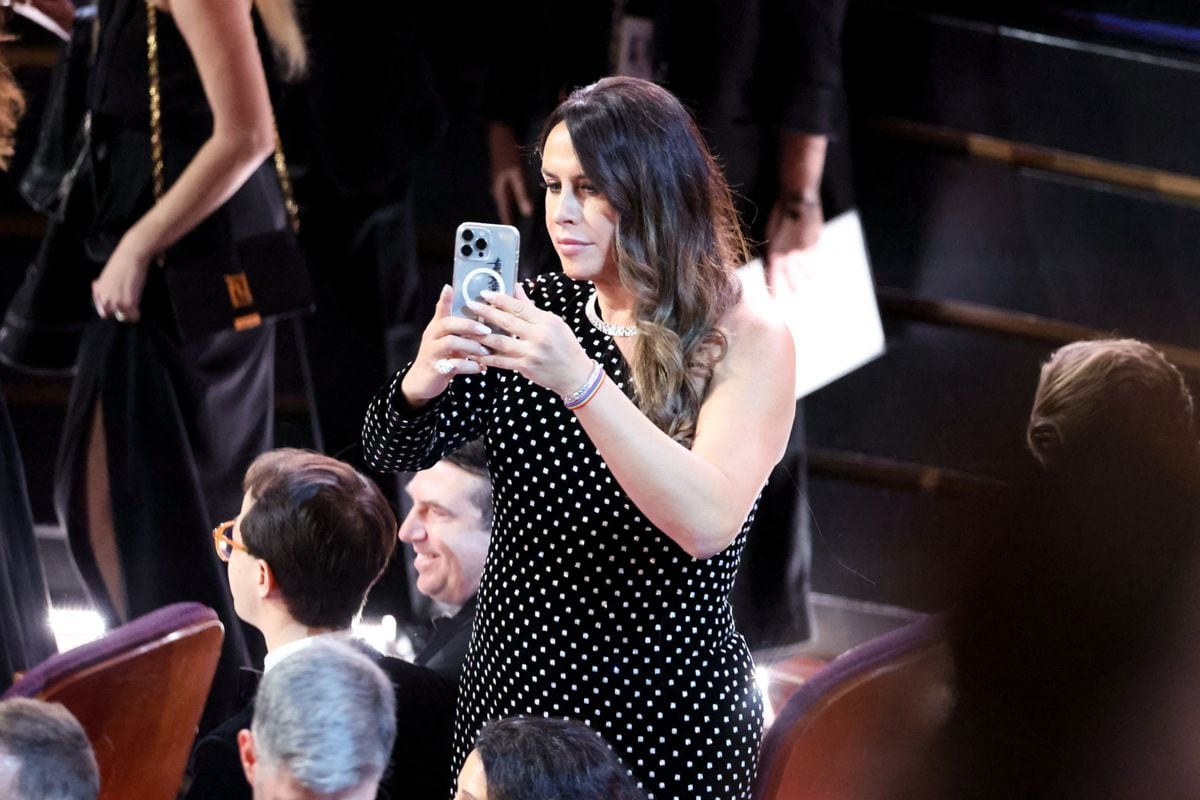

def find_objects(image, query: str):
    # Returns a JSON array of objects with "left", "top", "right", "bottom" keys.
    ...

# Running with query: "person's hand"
[
  {"left": 401, "top": 285, "right": 494, "bottom": 406},
  {"left": 764, "top": 194, "right": 823, "bottom": 294},
  {"left": 469, "top": 286, "right": 594, "bottom": 398},
  {"left": 488, "top": 122, "right": 533, "bottom": 226},
  {"left": 91, "top": 233, "right": 154, "bottom": 323}
]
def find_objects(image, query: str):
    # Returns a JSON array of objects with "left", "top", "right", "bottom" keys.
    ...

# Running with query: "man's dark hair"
[
  {"left": 472, "top": 716, "right": 646, "bottom": 800},
  {"left": 441, "top": 439, "right": 493, "bottom": 529},
  {"left": 241, "top": 449, "right": 396, "bottom": 628},
  {"left": 0, "top": 699, "right": 99, "bottom": 800}
]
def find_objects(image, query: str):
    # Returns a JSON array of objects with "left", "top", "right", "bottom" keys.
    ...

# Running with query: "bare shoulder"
[{"left": 719, "top": 293, "right": 794, "bottom": 364}]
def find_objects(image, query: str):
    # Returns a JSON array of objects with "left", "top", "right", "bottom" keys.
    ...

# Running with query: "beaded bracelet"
[
  {"left": 567, "top": 371, "right": 606, "bottom": 411},
  {"left": 563, "top": 361, "right": 605, "bottom": 410},
  {"left": 562, "top": 361, "right": 602, "bottom": 407}
]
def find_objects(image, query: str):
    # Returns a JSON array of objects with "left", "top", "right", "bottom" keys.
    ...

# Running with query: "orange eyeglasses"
[{"left": 212, "top": 520, "right": 250, "bottom": 562}]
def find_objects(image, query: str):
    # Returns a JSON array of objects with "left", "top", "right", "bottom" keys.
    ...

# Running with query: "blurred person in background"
[
  {"left": 0, "top": 698, "right": 99, "bottom": 800},
  {"left": 0, "top": 21, "right": 58, "bottom": 691},
  {"left": 915, "top": 338, "right": 1200, "bottom": 799}
]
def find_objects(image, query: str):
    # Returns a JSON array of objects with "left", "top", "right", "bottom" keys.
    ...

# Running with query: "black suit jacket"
[
  {"left": 414, "top": 595, "right": 476, "bottom": 683},
  {"left": 185, "top": 647, "right": 456, "bottom": 800}
]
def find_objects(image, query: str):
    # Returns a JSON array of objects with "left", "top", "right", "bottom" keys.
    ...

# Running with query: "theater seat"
[
  {"left": 753, "top": 615, "right": 953, "bottom": 800},
  {"left": 3, "top": 602, "right": 224, "bottom": 800}
]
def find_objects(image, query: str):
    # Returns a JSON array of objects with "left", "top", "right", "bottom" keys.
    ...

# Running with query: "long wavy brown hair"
[
  {"left": 0, "top": 49, "right": 23, "bottom": 171},
  {"left": 254, "top": 0, "right": 307, "bottom": 80},
  {"left": 539, "top": 77, "right": 748, "bottom": 446}
]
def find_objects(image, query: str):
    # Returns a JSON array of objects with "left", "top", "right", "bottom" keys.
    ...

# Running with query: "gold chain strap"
[
  {"left": 145, "top": 0, "right": 299, "bottom": 233},
  {"left": 146, "top": 0, "right": 164, "bottom": 202}
]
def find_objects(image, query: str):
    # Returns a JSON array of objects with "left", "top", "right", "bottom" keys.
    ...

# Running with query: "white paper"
[{"left": 738, "top": 209, "right": 885, "bottom": 399}]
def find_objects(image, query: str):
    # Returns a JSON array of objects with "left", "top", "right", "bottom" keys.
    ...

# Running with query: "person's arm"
[
  {"left": 91, "top": 0, "right": 276, "bottom": 321},
  {"left": 765, "top": 130, "right": 827, "bottom": 290},
  {"left": 361, "top": 286, "right": 494, "bottom": 473},
  {"left": 471, "top": 289, "right": 796, "bottom": 560},
  {"left": 481, "top": 0, "right": 538, "bottom": 226},
  {"left": 488, "top": 121, "right": 534, "bottom": 226},
  {"left": 764, "top": 0, "right": 849, "bottom": 291}
]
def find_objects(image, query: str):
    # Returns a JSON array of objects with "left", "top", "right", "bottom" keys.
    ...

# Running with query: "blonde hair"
[
  {"left": 0, "top": 56, "right": 23, "bottom": 171},
  {"left": 1027, "top": 338, "right": 1196, "bottom": 467},
  {"left": 254, "top": 0, "right": 307, "bottom": 80}
]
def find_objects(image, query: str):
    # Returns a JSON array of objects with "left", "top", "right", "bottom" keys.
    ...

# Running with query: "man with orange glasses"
[{"left": 186, "top": 449, "right": 454, "bottom": 800}]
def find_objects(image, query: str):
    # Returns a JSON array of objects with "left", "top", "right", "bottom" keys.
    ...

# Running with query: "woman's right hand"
[
  {"left": 401, "top": 285, "right": 494, "bottom": 407},
  {"left": 92, "top": 232, "right": 154, "bottom": 323}
]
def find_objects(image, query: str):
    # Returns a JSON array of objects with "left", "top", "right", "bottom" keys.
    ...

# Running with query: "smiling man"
[{"left": 400, "top": 439, "right": 492, "bottom": 681}]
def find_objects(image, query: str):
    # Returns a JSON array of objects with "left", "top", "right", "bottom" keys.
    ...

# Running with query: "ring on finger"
[{"left": 434, "top": 358, "right": 455, "bottom": 375}]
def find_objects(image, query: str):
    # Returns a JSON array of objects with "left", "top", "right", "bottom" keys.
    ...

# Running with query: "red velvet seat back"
[
  {"left": 4, "top": 602, "right": 224, "bottom": 800},
  {"left": 754, "top": 616, "right": 953, "bottom": 800}
]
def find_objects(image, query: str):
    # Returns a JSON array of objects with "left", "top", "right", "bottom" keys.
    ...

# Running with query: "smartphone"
[{"left": 451, "top": 222, "right": 520, "bottom": 325}]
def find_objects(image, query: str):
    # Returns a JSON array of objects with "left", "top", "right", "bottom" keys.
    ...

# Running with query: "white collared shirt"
[{"left": 263, "top": 629, "right": 352, "bottom": 674}]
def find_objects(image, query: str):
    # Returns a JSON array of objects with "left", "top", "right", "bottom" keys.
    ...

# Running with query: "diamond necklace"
[{"left": 585, "top": 291, "right": 640, "bottom": 337}]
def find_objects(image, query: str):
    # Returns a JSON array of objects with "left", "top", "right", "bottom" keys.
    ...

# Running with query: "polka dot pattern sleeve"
[{"left": 361, "top": 359, "right": 493, "bottom": 473}]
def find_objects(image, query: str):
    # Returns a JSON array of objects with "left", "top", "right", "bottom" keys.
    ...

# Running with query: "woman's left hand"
[
  {"left": 469, "top": 286, "right": 595, "bottom": 397},
  {"left": 92, "top": 234, "right": 154, "bottom": 323}
]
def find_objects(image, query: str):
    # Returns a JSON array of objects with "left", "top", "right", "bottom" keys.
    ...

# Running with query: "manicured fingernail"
[
  {"left": 474, "top": 323, "right": 491, "bottom": 335},
  {"left": 478, "top": 345, "right": 491, "bottom": 355},
  {"left": 480, "top": 290, "right": 497, "bottom": 300}
]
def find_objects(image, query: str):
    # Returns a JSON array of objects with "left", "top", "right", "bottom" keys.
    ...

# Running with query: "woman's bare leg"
[{"left": 84, "top": 402, "right": 126, "bottom": 621}]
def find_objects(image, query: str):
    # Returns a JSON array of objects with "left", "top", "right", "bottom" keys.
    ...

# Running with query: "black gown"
[
  {"left": 53, "top": 0, "right": 278, "bottom": 729},
  {"left": 363, "top": 273, "right": 763, "bottom": 800}
]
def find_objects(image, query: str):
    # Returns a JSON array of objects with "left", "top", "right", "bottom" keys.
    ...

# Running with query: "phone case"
[{"left": 451, "top": 222, "right": 520, "bottom": 322}]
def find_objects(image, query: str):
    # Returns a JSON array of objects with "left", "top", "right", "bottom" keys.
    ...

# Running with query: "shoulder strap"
[{"left": 144, "top": 0, "right": 298, "bottom": 232}]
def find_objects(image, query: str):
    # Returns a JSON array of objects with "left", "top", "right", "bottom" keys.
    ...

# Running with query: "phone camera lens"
[
  {"left": 460, "top": 244, "right": 473, "bottom": 256},
  {"left": 461, "top": 229, "right": 475, "bottom": 242},
  {"left": 475, "top": 239, "right": 487, "bottom": 251}
]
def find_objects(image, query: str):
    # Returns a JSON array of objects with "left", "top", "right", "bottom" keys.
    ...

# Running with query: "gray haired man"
[
  {"left": 0, "top": 699, "right": 99, "bottom": 800},
  {"left": 237, "top": 638, "right": 397, "bottom": 800}
]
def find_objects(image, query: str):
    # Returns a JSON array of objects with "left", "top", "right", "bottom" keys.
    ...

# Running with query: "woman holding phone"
[{"left": 363, "top": 76, "right": 795, "bottom": 800}]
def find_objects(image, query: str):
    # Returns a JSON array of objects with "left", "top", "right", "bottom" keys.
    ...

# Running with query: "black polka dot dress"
[{"left": 363, "top": 273, "right": 763, "bottom": 800}]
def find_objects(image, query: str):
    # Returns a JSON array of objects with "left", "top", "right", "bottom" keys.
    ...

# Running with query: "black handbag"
[{"left": 145, "top": 2, "right": 313, "bottom": 341}]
